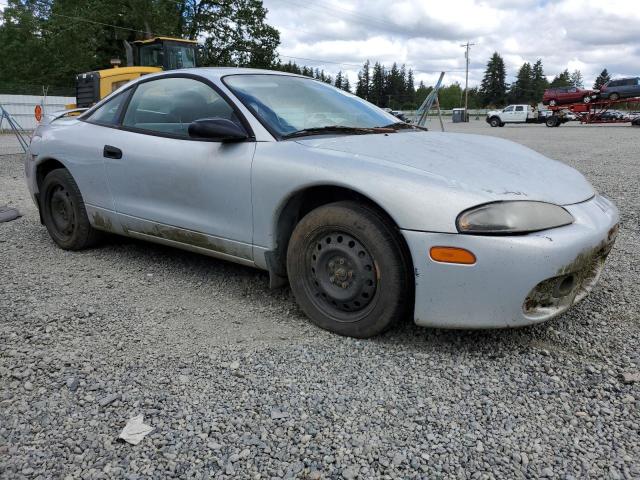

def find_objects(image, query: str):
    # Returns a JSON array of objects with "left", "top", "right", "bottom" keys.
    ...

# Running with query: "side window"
[
  {"left": 86, "top": 91, "right": 130, "bottom": 126},
  {"left": 122, "top": 77, "right": 239, "bottom": 137},
  {"left": 515, "top": 106, "right": 524, "bottom": 112},
  {"left": 568, "top": 88, "right": 577, "bottom": 93},
  {"left": 504, "top": 106, "right": 514, "bottom": 112}
]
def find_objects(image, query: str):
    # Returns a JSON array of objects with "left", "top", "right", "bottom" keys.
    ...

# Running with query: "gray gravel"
[{"left": 1, "top": 120, "right": 639, "bottom": 479}]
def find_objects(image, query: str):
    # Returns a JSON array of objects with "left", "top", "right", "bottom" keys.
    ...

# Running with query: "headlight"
[{"left": 457, "top": 201, "right": 574, "bottom": 234}]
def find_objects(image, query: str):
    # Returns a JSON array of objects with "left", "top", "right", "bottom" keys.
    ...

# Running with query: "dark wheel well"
[
  {"left": 35, "top": 158, "right": 67, "bottom": 223},
  {"left": 268, "top": 186, "right": 414, "bottom": 283},
  {"left": 36, "top": 158, "right": 66, "bottom": 191}
]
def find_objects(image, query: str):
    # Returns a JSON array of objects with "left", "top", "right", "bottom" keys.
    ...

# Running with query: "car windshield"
[{"left": 223, "top": 74, "right": 400, "bottom": 137}]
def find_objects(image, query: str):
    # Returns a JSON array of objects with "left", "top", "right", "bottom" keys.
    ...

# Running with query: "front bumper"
[{"left": 402, "top": 195, "right": 619, "bottom": 328}]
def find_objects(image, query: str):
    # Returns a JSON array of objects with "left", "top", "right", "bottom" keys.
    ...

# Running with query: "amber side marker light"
[{"left": 430, "top": 246, "right": 476, "bottom": 265}]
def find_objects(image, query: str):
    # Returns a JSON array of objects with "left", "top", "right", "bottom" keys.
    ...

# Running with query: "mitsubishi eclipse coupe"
[{"left": 25, "top": 68, "right": 619, "bottom": 338}]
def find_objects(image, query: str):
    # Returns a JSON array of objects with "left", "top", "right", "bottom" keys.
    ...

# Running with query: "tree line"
[
  {"left": 0, "top": 0, "right": 280, "bottom": 94},
  {"left": 0, "top": 1, "right": 616, "bottom": 110},
  {"left": 479, "top": 52, "right": 613, "bottom": 107}
]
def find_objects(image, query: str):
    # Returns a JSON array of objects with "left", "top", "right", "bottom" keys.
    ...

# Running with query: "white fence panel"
[{"left": 0, "top": 94, "right": 74, "bottom": 131}]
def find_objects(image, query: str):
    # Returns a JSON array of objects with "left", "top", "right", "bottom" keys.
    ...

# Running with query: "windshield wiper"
[
  {"left": 281, "top": 125, "right": 396, "bottom": 139},
  {"left": 380, "top": 121, "right": 428, "bottom": 131}
]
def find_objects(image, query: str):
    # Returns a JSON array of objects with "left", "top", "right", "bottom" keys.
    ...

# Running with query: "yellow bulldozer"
[{"left": 70, "top": 37, "right": 198, "bottom": 109}]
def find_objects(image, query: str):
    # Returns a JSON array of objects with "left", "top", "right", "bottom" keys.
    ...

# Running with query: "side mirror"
[{"left": 188, "top": 118, "right": 249, "bottom": 142}]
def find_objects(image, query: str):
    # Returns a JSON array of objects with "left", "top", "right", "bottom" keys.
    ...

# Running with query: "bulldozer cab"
[
  {"left": 71, "top": 37, "right": 198, "bottom": 109},
  {"left": 129, "top": 37, "right": 198, "bottom": 70}
]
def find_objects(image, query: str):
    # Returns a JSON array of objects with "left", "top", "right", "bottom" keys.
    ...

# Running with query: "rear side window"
[
  {"left": 515, "top": 106, "right": 524, "bottom": 111},
  {"left": 122, "top": 77, "right": 239, "bottom": 137},
  {"left": 86, "top": 91, "right": 130, "bottom": 126}
]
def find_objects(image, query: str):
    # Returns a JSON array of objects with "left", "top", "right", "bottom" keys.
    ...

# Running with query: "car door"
[
  {"left": 513, "top": 105, "right": 527, "bottom": 122},
  {"left": 102, "top": 75, "right": 256, "bottom": 262},
  {"left": 502, "top": 105, "right": 515, "bottom": 121}
]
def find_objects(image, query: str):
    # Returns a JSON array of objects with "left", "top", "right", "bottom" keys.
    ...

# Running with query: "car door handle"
[{"left": 103, "top": 145, "right": 122, "bottom": 159}]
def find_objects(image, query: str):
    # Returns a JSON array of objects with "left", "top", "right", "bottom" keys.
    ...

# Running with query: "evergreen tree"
[
  {"left": 550, "top": 69, "right": 572, "bottom": 88},
  {"left": 593, "top": 69, "right": 611, "bottom": 89},
  {"left": 405, "top": 69, "right": 416, "bottom": 106},
  {"left": 342, "top": 76, "right": 351, "bottom": 93},
  {"left": 334, "top": 71, "right": 344, "bottom": 90},
  {"left": 570, "top": 70, "right": 584, "bottom": 88},
  {"left": 384, "top": 62, "right": 404, "bottom": 109},
  {"left": 509, "top": 62, "right": 533, "bottom": 103},
  {"left": 531, "top": 59, "right": 548, "bottom": 101},
  {"left": 355, "top": 60, "right": 371, "bottom": 100},
  {"left": 370, "top": 62, "right": 386, "bottom": 106},
  {"left": 479, "top": 52, "right": 508, "bottom": 106}
]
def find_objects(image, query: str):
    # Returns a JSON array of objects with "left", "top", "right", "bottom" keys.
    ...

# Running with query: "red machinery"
[{"left": 545, "top": 97, "right": 640, "bottom": 127}]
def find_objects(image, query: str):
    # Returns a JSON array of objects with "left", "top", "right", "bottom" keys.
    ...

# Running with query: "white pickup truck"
[{"left": 486, "top": 104, "right": 565, "bottom": 127}]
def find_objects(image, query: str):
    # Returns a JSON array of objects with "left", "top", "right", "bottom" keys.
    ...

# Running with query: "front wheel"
[
  {"left": 609, "top": 93, "right": 620, "bottom": 101},
  {"left": 583, "top": 96, "right": 591, "bottom": 103},
  {"left": 489, "top": 117, "right": 500, "bottom": 127},
  {"left": 546, "top": 116, "right": 559, "bottom": 127},
  {"left": 40, "top": 168, "right": 99, "bottom": 250},
  {"left": 286, "top": 201, "right": 412, "bottom": 338},
  {"left": 549, "top": 99, "right": 557, "bottom": 106}
]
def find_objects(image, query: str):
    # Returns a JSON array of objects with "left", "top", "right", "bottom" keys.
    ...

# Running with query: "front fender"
[{"left": 250, "top": 141, "right": 488, "bottom": 252}]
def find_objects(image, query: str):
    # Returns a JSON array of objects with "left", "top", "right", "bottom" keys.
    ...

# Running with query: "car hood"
[{"left": 295, "top": 131, "right": 594, "bottom": 205}]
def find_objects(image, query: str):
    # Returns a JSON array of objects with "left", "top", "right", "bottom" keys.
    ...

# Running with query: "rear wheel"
[
  {"left": 609, "top": 93, "right": 620, "bottom": 101},
  {"left": 40, "top": 168, "right": 99, "bottom": 250},
  {"left": 286, "top": 201, "right": 412, "bottom": 338},
  {"left": 546, "top": 116, "right": 559, "bottom": 127},
  {"left": 583, "top": 96, "right": 591, "bottom": 103}
]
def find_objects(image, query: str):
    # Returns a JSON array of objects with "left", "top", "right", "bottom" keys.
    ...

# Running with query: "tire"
[
  {"left": 286, "top": 201, "right": 412, "bottom": 338},
  {"left": 609, "top": 93, "right": 620, "bottom": 101},
  {"left": 583, "top": 96, "right": 591, "bottom": 103},
  {"left": 40, "top": 168, "right": 99, "bottom": 250},
  {"left": 546, "top": 116, "right": 558, "bottom": 128},
  {"left": 549, "top": 99, "right": 557, "bottom": 106},
  {"left": 498, "top": 122, "right": 505, "bottom": 127},
  {"left": 489, "top": 117, "right": 500, "bottom": 127}
]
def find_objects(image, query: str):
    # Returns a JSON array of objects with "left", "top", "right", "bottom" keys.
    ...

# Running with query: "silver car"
[{"left": 25, "top": 68, "right": 619, "bottom": 337}]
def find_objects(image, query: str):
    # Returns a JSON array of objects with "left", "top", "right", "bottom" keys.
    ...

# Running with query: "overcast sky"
[{"left": 263, "top": 0, "right": 640, "bottom": 88}]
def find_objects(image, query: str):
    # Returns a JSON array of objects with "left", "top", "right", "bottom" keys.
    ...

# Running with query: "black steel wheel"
[
  {"left": 609, "top": 93, "right": 620, "bottom": 101},
  {"left": 287, "top": 201, "right": 412, "bottom": 338},
  {"left": 489, "top": 117, "right": 500, "bottom": 127},
  {"left": 40, "top": 168, "right": 99, "bottom": 250}
]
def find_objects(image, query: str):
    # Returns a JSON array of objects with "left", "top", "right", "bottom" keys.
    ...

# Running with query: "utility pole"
[{"left": 461, "top": 41, "right": 475, "bottom": 122}]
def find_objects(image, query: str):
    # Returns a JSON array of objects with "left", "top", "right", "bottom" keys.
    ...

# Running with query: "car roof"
[{"left": 161, "top": 67, "right": 307, "bottom": 81}]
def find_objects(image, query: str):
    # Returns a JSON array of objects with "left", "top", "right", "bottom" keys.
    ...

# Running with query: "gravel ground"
[{"left": 1, "top": 120, "right": 639, "bottom": 479}]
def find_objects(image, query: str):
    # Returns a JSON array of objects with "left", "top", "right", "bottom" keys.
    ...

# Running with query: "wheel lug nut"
[
  {"left": 339, "top": 259, "right": 345, "bottom": 265},
  {"left": 329, "top": 276, "right": 335, "bottom": 283},
  {"left": 341, "top": 282, "right": 348, "bottom": 289}
]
